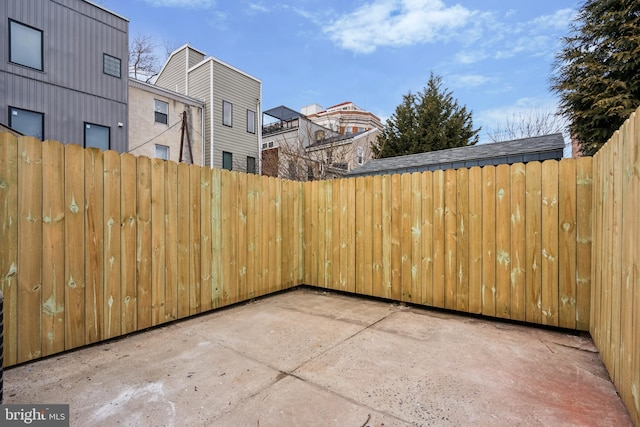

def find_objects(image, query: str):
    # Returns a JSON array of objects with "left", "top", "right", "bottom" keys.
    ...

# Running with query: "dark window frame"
[
  {"left": 246, "top": 109, "right": 255, "bottom": 134},
  {"left": 223, "top": 151, "right": 233, "bottom": 170},
  {"left": 103, "top": 53, "right": 121, "bottom": 78},
  {"left": 247, "top": 156, "right": 256, "bottom": 174},
  {"left": 155, "top": 144, "right": 169, "bottom": 160},
  {"left": 8, "top": 106, "right": 44, "bottom": 140},
  {"left": 223, "top": 101, "right": 233, "bottom": 127},
  {"left": 154, "top": 99, "right": 169, "bottom": 125},
  {"left": 8, "top": 19, "right": 44, "bottom": 71},
  {"left": 84, "top": 122, "right": 110, "bottom": 151}
]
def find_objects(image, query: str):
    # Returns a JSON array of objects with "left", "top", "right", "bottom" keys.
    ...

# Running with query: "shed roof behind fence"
[{"left": 347, "top": 133, "right": 565, "bottom": 177}]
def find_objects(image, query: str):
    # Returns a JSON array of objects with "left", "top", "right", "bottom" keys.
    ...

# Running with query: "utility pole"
[{"left": 179, "top": 111, "right": 194, "bottom": 164}]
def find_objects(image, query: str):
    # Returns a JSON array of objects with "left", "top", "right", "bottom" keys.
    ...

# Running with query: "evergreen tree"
[
  {"left": 373, "top": 73, "right": 479, "bottom": 159},
  {"left": 551, "top": 0, "right": 640, "bottom": 155}
]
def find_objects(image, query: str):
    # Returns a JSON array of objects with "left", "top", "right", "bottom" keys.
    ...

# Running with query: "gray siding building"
[
  {"left": 348, "top": 134, "right": 566, "bottom": 177},
  {"left": 155, "top": 44, "right": 262, "bottom": 172},
  {"left": 1, "top": 0, "right": 129, "bottom": 152}
]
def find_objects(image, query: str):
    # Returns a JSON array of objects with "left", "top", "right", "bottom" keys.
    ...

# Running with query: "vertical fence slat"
[
  {"left": 346, "top": 178, "right": 357, "bottom": 294},
  {"left": 558, "top": 159, "right": 577, "bottom": 329},
  {"left": 421, "top": 172, "right": 433, "bottom": 306},
  {"left": 401, "top": 174, "right": 413, "bottom": 302},
  {"left": 541, "top": 161, "right": 559, "bottom": 327},
  {"left": 164, "top": 161, "right": 178, "bottom": 322},
  {"left": 444, "top": 169, "right": 457, "bottom": 310},
  {"left": 64, "top": 144, "right": 85, "bottom": 351},
  {"left": 363, "top": 177, "right": 374, "bottom": 296},
  {"left": 211, "top": 168, "right": 222, "bottom": 304},
  {"left": 632, "top": 111, "right": 640, "bottom": 426},
  {"left": 510, "top": 164, "right": 526, "bottom": 322},
  {"left": 200, "top": 167, "right": 213, "bottom": 311},
  {"left": 268, "top": 177, "right": 277, "bottom": 294},
  {"left": 176, "top": 163, "right": 190, "bottom": 317},
  {"left": 261, "top": 177, "right": 271, "bottom": 296},
  {"left": 611, "top": 130, "right": 624, "bottom": 386},
  {"left": 468, "top": 167, "right": 482, "bottom": 314},
  {"left": 432, "top": 171, "right": 445, "bottom": 308},
  {"left": 495, "top": 164, "right": 511, "bottom": 319},
  {"left": 372, "top": 177, "right": 383, "bottom": 297},
  {"left": 332, "top": 179, "right": 342, "bottom": 291},
  {"left": 103, "top": 150, "right": 122, "bottom": 338},
  {"left": 246, "top": 173, "right": 256, "bottom": 298},
  {"left": 525, "top": 162, "right": 542, "bottom": 324},
  {"left": 411, "top": 173, "right": 423, "bottom": 304},
  {"left": 575, "top": 158, "right": 592, "bottom": 331},
  {"left": 339, "top": 179, "right": 349, "bottom": 291},
  {"left": 84, "top": 148, "right": 103, "bottom": 345},
  {"left": 253, "top": 173, "right": 264, "bottom": 297},
  {"left": 136, "top": 156, "right": 152, "bottom": 329},
  {"left": 482, "top": 166, "right": 496, "bottom": 317},
  {"left": 325, "top": 180, "right": 334, "bottom": 290},
  {"left": 41, "top": 141, "right": 65, "bottom": 356},
  {"left": 355, "top": 178, "right": 365, "bottom": 293},
  {"left": 120, "top": 153, "right": 137, "bottom": 333},
  {"left": 274, "top": 177, "right": 282, "bottom": 293},
  {"left": 151, "top": 158, "right": 165, "bottom": 325},
  {"left": 189, "top": 165, "right": 201, "bottom": 313},
  {"left": 456, "top": 168, "right": 469, "bottom": 312}
]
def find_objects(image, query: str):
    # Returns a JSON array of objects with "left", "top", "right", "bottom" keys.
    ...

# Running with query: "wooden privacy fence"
[
  {"left": 302, "top": 159, "right": 593, "bottom": 330},
  {"left": 0, "top": 133, "right": 303, "bottom": 367},
  {"left": 590, "top": 109, "right": 640, "bottom": 426}
]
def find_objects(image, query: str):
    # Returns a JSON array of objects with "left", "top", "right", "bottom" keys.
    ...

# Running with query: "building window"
[
  {"left": 247, "top": 156, "right": 256, "bottom": 174},
  {"left": 103, "top": 54, "right": 121, "bottom": 78},
  {"left": 155, "top": 144, "right": 169, "bottom": 160},
  {"left": 9, "top": 20, "right": 43, "bottom": 70},
  {"left": 154, "top": 100, "right": 168, "bottom": 124},
  {"left": 247, "top": 110, "right": 255, "bottom": 134},
  {"left": 223, "top": 101, "right": 233, "bottom": 127},
  {"left": 223, "top": 151, "right": 233, "bottom": 170},
  {"left": 357, "top": 147, "right": 364, "bottom": 165},
  {"left": 9, "top": 107, "right": 43, "bottom": 140},
  {"left": 84, "top": 122, "right": 110, "bottom": 151}
]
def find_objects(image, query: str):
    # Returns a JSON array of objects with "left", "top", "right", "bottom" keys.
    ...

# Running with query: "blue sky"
[{"left": 103, "top": 0, "right": 580, "bottom": 143}]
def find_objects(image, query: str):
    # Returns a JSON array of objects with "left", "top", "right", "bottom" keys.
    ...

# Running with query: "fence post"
[{"left": 0, "top": 290, "right": 3, "bottom": 403}]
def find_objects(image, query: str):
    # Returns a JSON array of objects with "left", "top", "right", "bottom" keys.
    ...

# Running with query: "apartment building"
[
  {"left": 301, "top": 102, "right": 383, "bottom": 135},
  {"left": 1, "top": 0, "right": 129, "bottom": 151},
  {"left": 154, "top": 44, "right": 261, "bottom": 173}
]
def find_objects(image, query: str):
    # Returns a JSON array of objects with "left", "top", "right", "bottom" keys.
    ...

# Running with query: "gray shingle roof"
[{"left": 347, "top": 133, "right": 565, "bottom": 177}]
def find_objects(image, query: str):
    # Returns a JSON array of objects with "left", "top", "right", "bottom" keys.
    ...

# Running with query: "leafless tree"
[
  {"left": 129, "top": 34, "right": 159, "bottom": 82},
  {"left": 485, "top": 110, "right": 567, "bottom": 143}
]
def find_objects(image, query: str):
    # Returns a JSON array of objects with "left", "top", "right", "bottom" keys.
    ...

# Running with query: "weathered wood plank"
[
  {"left": 525, "top": 162, "right": 542, "bottom": 324},
  {"left": 150, "top": 158, "right": 166, "bottom": 325},
  {"left": 211, "top": 168, "right": 223, "bottom": 305},
  {"left": 495, "top": 164, "right": 511, "bottom": 319},
  {"left": 84, "top": 147, "right": 104, "bottom": 345},
  {"left": 332, "top": 179, "right": 342, "bottom": 290},
  {"left": 103, "top": 150, "right": 122, "bottom": 337},
  {"left": 136, "top": 156, "right": 152, "bottom": 329},
  {"left": 468, "top": 167, "right": 482, "bottom": 314},
  {"left": 346, "top": 178, "right": 357, "bottom": 294},
  {"left": 510, "top": 164, "right": 526, "bottom": 322},
  {"left": 610, "top": 130, "right": 624, "bottom": 385},
  {"left": 325, "top": 180, "right": 334, "bottom": 290},
  {"left": 444, "top": 169, "right": 457, "bottom": 310},
  {"left": 164, "top": 161, "right": 178, "bottom": 322},
  {"left": 273, "top": 177, "right": 282, "bottom": 293},
  {"left": 355, "top": 177, "right": 365, "bottom": 293},
  {"left": 41, "top": 140, "right": 65, "bottom": 356},
  {"left": 245, "top": 173, "right": 256, "bottom": 298},
  {"left": 432, "top": 170, "right": 445, "bottom": 308},
  {"left": 200, "top": 166, "right": 213, "bottom": 311},
  {"left": 456, "top": 168, "right": 469, "bottom": 312},
  {"left": 421, "top": 172, "right": 433, "bottom": 306},
  {"left": 482, "top": 166, "right": 496, "bottom": 317},
  {"left": 220, "top": 170, "right": 233, "bottom": 303},
  {"left": 63, "top": 144, "right": 85, "bottom": 351},
  {"left": 575, "top": 158, "right": 592, "bottom": 331},
  {"left": 176, "top": 163, "right": 190, "bottom": 318},
  {"left": 120, "top": 153, "right": 137, "bottom": 333},
  {"left": 363, "top": 176, "right": 374, "bottom": 296},
  {"left": 268, "top": 177, "right": 277, "bottom": 294},
  {"left": 541, "top": 161, "right": 559, "bottom": 327},
  {"left": 381, "top": 175, "right": 392, "bottom": 300},
  {"left": 189, "top": 165, "right": 201, "bottom": 314},
  {"left": 411, "top": 173, "right": 422, "bottom": 304},
  {"left": 558, "top": 159, "right": 577, "bottom": 329}
]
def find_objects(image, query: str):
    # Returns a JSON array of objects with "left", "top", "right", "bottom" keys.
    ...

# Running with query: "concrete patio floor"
[{"left": 4, "top": 287, "right": 632, "bottom": 426}]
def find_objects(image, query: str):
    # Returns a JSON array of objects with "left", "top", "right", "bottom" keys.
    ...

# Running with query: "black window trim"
[
  {"left": 8, "top": 18, "right": 44, "bottom": 71},
  {"left": 223, "top": 101, "right": 233, "bottom": 127},
  {"left": 83, "top": 121, "right": 111, "bottom": 151},
  {"left": 246, "top": 109, "right": 255, "bottom": 134},
  {"left": 223, "top": 151, "right": 233, "bottom": 170},
  {"left": 247, "top": 156, "right": 256, "bottom": 174},
  {"left": 154, "top": 99, "right": 169, "bottom": 125},
  {"left": 8, "top": 106, "right": 44, "bottom": 140},
  {"left": 103, "top": 53, "right": 122, "bottom": 79}
]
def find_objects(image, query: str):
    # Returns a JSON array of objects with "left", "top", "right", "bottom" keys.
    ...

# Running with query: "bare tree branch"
[
  {"left": 485, "top": 110, "right": 567, "bottom": 143},
  {"left": 129, "top": 34, "right": 159, "bottom": 82}
]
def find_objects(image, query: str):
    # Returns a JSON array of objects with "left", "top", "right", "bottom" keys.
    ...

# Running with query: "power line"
[{"left": 127, "top": 119, "right": 182, "bottom": 153}]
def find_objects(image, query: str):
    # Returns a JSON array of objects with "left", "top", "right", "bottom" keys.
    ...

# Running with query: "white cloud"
[
  {"left": 323, "top": 0, "right": 475, "bottom": 54},
  {"left": 141, "top": 0, "right": 214, "bottom": 8},
  {"left": 248, "top": 3, "right": 269, "bottom": 13},
  {"left": 448, "top": 73, "right": 492, "bottom": 88}
]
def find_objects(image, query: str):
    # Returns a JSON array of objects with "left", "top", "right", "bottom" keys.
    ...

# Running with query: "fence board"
[
  {"left": 633, "top": 112, "right": 640, "bottom": 426},
  {"left": 558, "top": 159, "right": 577, "bottom": 329},
  {"left": 151, "top": 158, "right": 166, "bottom": 325},
  {"left": 611, "top": 131, "right": 624, "bottom": 384},
  {"left": 84, "top": 148, "right": 104, "bottom": 345},
  {"left": 339, "top": 179, "right": 349, "bottom": 291},
  {"left": 421, "top": 172, "right": 433, "bottom": 306},
  {"left": 372, "top": 177, "right": 383, "bottom": 296},
  {"left": 189, "top": 165, "right": 201, "bottom": 314},
  {"left": 432, "top": 170, "right": 445, "bottom": 308},
  {"left": 103, "top": 151, "right": 122, "bottom": 337},
  {"left": 363, "top": 177, "right": 374, "bottom": 296},
  {"left": 468, "top": 167, "right": 482, "bottom": 314},
  {"left": 268, "top": 177, "right": 277, "bottom": 294},
  {"left": 401, "top": 174, "right": 414, "bottom": 302},
  {"left": 41, "top": 141, "right": 65, "bottom": 356},
  {"left": 136, "top": 156, "right": 152, "bottom": 329},
  {"left": 482, "top": 166, "right": 496, "bottom": 317},
  {"left": 411, "top": 173, "right": 422, "bottom": 304},
  {"left": 63, "top": 144, "right": 85, "bottom": 351},
  {"left": 541, "top": 161, "right": 559, "bottom": 327},
  {"left": 120, "top": 154, "right": 137, "bottom": 333},
  {"left": 325, "top": 180, "right": 334, "bottom": 290},
  {"left": 347, "top": 178, "right": 357, "bottom": 294},
  {"left": 200, "top": 167, "right": 213, "bottom": 311},
  {"left": 176, "top": 163, "right": 190, "bottom": 318},
  {"left": 381, "top": 175, "right": 392, "bottom": 300},
  {"left": 261, "top": 177, "right": 271, "bottom": 296},
  {"left": 274, "top": 178, "right": 282, "bottom": 293},
  {"left": 456, "top": 168, "right": 469, "bottom": 312},
  {"left": 495, "top": 164, "right": 511, "bottom": 319},
  {"left": 575, "top": 158, "right": 592, "bottom": 331},
  {"left": 510, "top": 164, "right": 526, "bottom": 322},
  {"left": 525, "top": 162, "right": 542, "bottom": 324},
  {"left": 164, "top": 161, "right": 178, "bottom": 322},
  {"left": 390, "top": 174, "right": 402, "bottom": 301},
  {"left": 444, "top": 170, "right": 457, "bottom": 310},
  {"left": 355, "top": 178, "right": 365, "bottom": 293},
  {"left": 246, "top": 173, "right": 256, "bottom": 298},
  {"left": 332, "top": 179, "right": 342, "bottom": 290}
]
